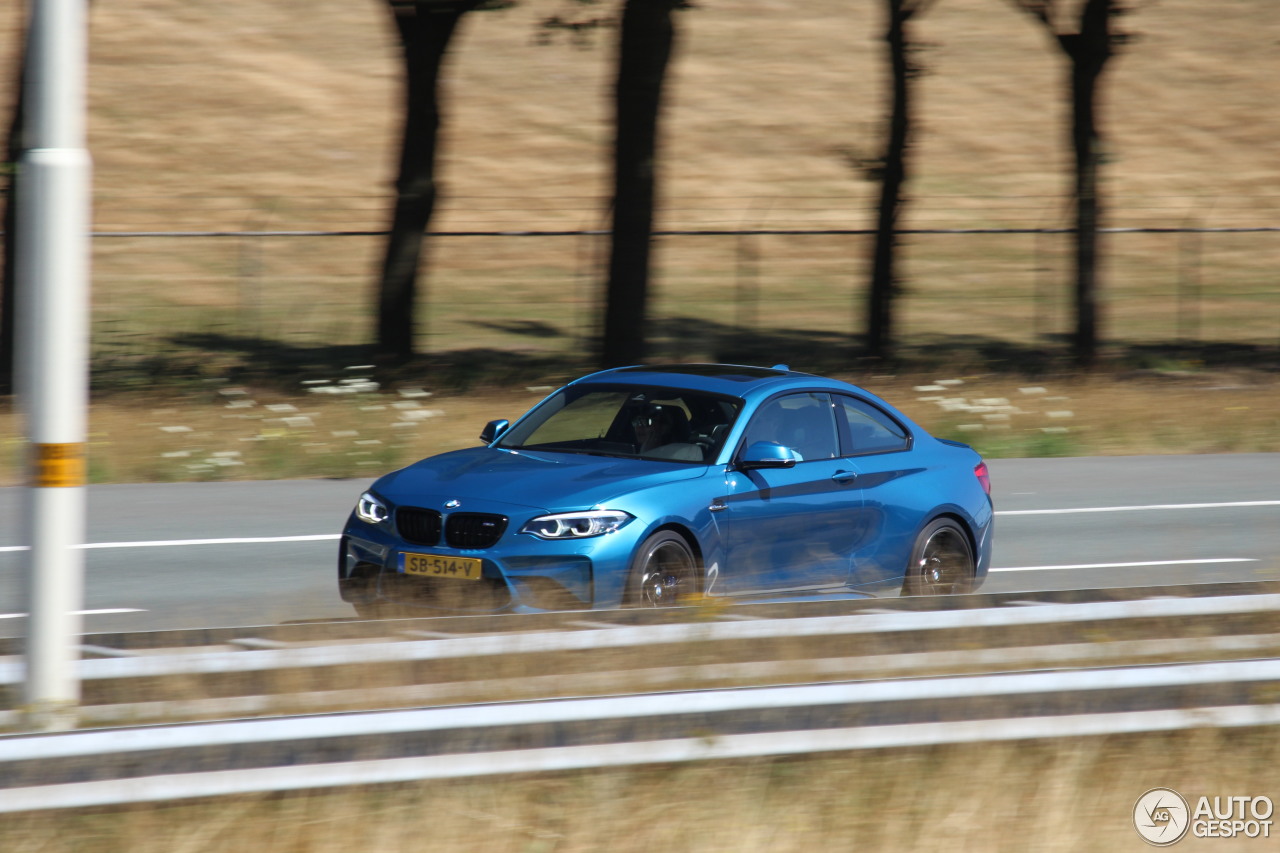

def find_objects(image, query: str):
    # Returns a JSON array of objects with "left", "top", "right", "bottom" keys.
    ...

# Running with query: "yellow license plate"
[{"left": 400, "top": 552, "right": 484, "bottom": 581}]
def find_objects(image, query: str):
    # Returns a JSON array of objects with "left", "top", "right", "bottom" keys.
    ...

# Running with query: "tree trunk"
[
  {"left": 375, "top": 1, "right": 472, "bottom": 362},
  {"left": 600, "top": 0, "right": 676, "bottom": 369},
  {"left": 865, "top": 0, "right": 912, "bottom": 361},
  {"left": 1063, "top": 0, "right": 1112, "bottom": 369}
]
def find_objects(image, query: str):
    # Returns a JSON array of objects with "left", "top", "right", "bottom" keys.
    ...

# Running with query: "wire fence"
[
  {"left": 78, "top": 221, "right": 1280, "bottom": 376},
  {"left": 5, "top": 188, "right": 1279, "bottom": 382}
]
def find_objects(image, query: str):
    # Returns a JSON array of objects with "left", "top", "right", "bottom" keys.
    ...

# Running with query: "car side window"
[
  {"left": 837, "top": 395, "right": 910, "bottom": 455},
  {"left": 740, "top": 393, "right": 839, "bottom": 462}
]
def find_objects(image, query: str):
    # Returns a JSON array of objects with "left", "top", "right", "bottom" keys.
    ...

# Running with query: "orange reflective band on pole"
[{"left": 32, "top": 443, "right": 87, "bottom": 488}]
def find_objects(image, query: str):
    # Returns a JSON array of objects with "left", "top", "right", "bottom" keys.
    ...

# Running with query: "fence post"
[
  {"left": 1033, "top": 202, "right": 1061, "bottom": 342},
  {"left": 735, "top": 231, "right": 758, "bottom": 332},
  {"left": 575, "top": 220, "right": 593, "bottom": 358},
  {"left": 1177, "top": 221, "right": 1202, "bottom": 345},
  {"left": 582, "top": 204, "right": 611, "bottom": 362},
  {"left": 1034, "top": 229, "right": 1046, "bottom": 340},
  {"left": 236, "top": 232, "right": 261, "bottom": 341},
  {"left": 734, "top": 199, "right": 769, "bottom": 338}
]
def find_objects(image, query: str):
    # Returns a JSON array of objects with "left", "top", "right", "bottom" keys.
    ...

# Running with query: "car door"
[
  {"left": 832, "top": 393, "right": 922, "bottom": 590},
  {"left": 718, "top": 392, "right": 864, "bottom": 593}
]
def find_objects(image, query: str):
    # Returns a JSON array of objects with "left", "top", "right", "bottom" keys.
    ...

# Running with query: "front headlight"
[
  {"left": 520, "top": 510, "right": 633, "bottom": 540},
  {"left": 355, "top": 491, "right": 390, "bottom": 525}
]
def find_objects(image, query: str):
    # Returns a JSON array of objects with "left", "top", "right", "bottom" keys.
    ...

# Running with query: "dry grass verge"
[
  {"left": 3, "top": 367, "right": 1277, "bottom": 485},
  {"left": 2, "top": 727, "right": 1276, "bottom": 851}
]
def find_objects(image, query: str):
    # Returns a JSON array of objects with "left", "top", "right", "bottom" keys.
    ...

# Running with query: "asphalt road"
[{"left": 1, "top": 455, "right": 1277, "bottom": 636}]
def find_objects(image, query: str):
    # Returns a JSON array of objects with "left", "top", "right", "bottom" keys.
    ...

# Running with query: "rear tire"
[
  {"left": 902, "top": 518, "right": 975, "bottom": 596},
  {"left": 624, "top": 531, "right": 700, "bottom": 607}
]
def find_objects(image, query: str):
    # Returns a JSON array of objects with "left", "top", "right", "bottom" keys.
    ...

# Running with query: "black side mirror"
[{"left": 480, "top": 419, "right": 510, "bottom": 444}]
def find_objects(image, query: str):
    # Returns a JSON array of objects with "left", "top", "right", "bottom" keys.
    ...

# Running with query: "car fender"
[{"left": 591, "top": 471, "right": 727, "bottom": 605}]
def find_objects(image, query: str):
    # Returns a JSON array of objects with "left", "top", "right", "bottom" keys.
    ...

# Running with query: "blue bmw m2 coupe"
[{"left": 339, "top": 364, "right": 993, "bottom": 615}]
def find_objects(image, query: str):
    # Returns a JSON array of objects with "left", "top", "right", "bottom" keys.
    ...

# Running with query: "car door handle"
[{"left": 831, "top": 470, "right": 858, "bottom": 484}]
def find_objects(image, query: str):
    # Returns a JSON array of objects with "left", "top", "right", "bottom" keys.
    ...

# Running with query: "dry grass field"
[
  {"left": 2, "top": 0, "right": 1280, "bottom": 479},
  {"left": 3, "top": 0, "right": 1276, "bottom": 227}
]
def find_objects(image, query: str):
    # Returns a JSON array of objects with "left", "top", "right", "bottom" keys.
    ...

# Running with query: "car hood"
[{"left": 373, "top": 446, "right": 708, "bottom": 513}]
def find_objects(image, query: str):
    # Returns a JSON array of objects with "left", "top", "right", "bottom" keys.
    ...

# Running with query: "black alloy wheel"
[
  {"left": 627, "top": 531, "right": 699, "bottom": 607},
  {"left": 903, "top": 518, "right": 975, "bottom": 596}
]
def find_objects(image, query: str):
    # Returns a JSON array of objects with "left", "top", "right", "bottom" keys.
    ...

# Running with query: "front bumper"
[{"left": 338, "top": 514, "right": 649, "bottom": 613}]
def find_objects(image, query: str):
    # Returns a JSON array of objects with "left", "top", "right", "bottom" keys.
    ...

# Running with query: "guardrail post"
[{"left": 16, "top": 0, "right": 92, "bottom": 731}]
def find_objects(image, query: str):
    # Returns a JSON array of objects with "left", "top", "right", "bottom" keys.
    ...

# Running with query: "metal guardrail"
[
  {"left": 0, "top": 582, "right": 1276, "bottom": 724},
  {"left": 0, "top": 582, "right": 1276, "bottom": 812},
  {"left": 2, "top": 579, "right": 1275, "bottom": 657},
  {"left": 2, "top": 706, "right": 1278, "bottom": 814},
  {"left": 2, "top": 599, "right": 1276, "bottom": 683},
  {"left": 4, "top": 590, "right": 1279, "bottom": 688},
  {"left": 1, "top": 662, "right": 1277, "bottom": 814}
]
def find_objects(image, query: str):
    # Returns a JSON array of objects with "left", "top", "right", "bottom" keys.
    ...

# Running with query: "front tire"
[
  {"left": 624, "top": 531, "right": 700, "bottom": 607},
  {"left": 902, "top": 518, "right": 975, "bottom": 596}
]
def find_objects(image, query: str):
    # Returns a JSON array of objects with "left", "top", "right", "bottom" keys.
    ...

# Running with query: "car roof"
[
  {"left": 559, "top": 363, "right": 924, "bottom": 437},
  {"left": 571, "top": 363, "right": 825, "bottom": 397}
]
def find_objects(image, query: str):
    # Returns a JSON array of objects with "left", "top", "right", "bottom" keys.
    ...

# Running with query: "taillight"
[{"left": 974, "top": 461, "right": 991, "bottom": 497}]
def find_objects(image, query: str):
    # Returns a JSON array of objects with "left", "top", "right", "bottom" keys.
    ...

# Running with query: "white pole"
[{"left": 15, "top": 0, "right": 92, "bottom": 731}]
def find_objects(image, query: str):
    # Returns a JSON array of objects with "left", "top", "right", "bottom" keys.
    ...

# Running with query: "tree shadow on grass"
[
  {"left": 663, "top": 316, "right": 1280, "bottom": 379},
  {"left": 89, "top": 330, "right": 593, "bottom": 395},
  {"left": 465, "top": 319, "right": 565, "bottom": 340},
  {"left": 83, "top": 323, "right": 1279, "bottom": 398}
]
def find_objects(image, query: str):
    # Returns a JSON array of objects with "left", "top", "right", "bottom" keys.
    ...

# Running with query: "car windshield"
[{"left": 497, "top": 384, "right": 742, "bottom": 464}]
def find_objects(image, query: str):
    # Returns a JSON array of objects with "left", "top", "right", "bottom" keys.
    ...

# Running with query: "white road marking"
[
  {"left": 0, "top": 500, "right": 1271, "bottom": 553},
  {"left": 0, "top": 500, "right": 1273, "bottom": 562},
  {"left": 997, "top": 500, "right": 1280, "bottom": 516},
  {"left": 0, "top": 608, "right": 146, "bottom": 621},
  {"left": 83, "top": 534, "right": 341, "bottom": 550},
  {"left": 990, "top": 558, "right": 1257, "bottom": 573},
  {"left": 0, "top": 496, "right": 1270, "bottom": 551},
  {"left": 0, "top": 534, "right": 340, "bottom": 553}
]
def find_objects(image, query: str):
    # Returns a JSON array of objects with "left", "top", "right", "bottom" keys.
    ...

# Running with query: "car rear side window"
[{"left": 837, "top": 395, "right": 910, "bottom": 455}]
